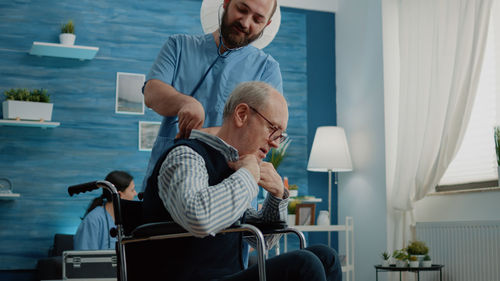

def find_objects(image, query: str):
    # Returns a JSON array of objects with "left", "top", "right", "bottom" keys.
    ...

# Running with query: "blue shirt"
[
  {"left": 74, "top": 206, "right": 116, "bottom": 250},
  {"left": 143, "top": 33, "right": 283, "bottom": 191}
]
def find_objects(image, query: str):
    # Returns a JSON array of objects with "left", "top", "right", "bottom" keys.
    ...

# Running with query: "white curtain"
[{"left": 382, "top": 0, "right": 493, "bottom": 260}]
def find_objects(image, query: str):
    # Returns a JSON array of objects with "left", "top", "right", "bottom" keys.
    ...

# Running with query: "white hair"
[{"left": 222, "top": 81, "right": 274, "bottom": 119}]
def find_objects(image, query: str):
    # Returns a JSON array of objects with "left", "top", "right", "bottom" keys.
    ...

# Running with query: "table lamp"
[{"left": 307, "top": 126, "right": 353, "bottom": 233}]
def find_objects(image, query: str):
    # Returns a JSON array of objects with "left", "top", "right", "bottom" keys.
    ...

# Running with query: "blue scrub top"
[
  {"left": 74, "top": 206, "right": 116, "bottom": 250},
  {"left": 145, "top": 34, "right": 283, "bottom": 170}
]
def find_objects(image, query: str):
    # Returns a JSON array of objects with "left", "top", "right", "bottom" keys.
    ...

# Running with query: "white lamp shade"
[
  {"left": 200, "top": 0, "right": 281, "bottom": 49},
  {"left": 307, "top": 126, "right": 353, "bottom": 172}
]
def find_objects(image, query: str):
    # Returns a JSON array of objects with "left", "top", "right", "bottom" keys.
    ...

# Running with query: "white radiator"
[{"left": 416, "top": 221, "right": 500, "bottom": 281}]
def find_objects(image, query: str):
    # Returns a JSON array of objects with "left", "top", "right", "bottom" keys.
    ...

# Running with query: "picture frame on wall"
[
  {"left": 115, "top": 72, "right": 145, "bottom": 114},
  {"left": 138, "top": 121, "right": 161, "bottom": 151},
  {"left": 295, "top": 203, "right": 316, "bottom": 225}
]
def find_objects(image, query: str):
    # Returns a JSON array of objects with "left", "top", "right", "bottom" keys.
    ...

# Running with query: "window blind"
[{"left": 439, "top": 7, "right": 499, "bottom": 186}]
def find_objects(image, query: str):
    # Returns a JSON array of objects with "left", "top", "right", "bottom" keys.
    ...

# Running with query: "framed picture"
[
  {"left": 138, "top": 121, "right": 161, "bottom": 151},
  {"left": 295, "top": 203, "right": 316, "bottom": 225},
  {"left": 115, "top": 72, "right": 145, "bottom": 114}
]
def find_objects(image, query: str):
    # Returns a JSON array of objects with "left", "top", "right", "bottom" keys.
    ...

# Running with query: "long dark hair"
[{"left": 82, "top": 170, "right": 133, "bottom": 218}]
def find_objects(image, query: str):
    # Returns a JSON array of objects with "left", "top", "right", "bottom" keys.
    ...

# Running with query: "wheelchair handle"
[
  {"left": 68, "top": 181, "right": 99, "bottom": 196},
  {"left": 68, "top": 180, "right": 124, "bottom": 227}
]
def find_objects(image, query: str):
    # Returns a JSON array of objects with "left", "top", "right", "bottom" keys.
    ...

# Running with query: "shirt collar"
[{"left": 189, "top": 130, "right": 239, "bottom": 162}]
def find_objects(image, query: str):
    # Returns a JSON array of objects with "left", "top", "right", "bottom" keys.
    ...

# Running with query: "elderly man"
[
  {"left": 141, "top": 82, "right": 342, "bottom": 281},
  {"left": 142, "top": 0, "right": 283, "bottom": 191}
]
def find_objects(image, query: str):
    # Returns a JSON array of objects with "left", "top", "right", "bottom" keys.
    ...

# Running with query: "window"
[{"left": 437, "top": 4, "right": 500, "bottom": 192}]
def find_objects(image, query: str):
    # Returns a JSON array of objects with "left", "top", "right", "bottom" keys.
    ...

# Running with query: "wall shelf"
[
  {"left": 0, "top": 192, "right": 20, "bottom": 200},
  {"left": 0, "top": 119, "right": 60, "bottom": 128},
  {"left": 29, "top": 41, "right": 99, "bottom": 60}
]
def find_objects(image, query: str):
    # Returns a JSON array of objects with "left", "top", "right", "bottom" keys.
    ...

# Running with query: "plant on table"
[
  {"left": 381, "top": 251, "right": 390, "bottom": 267},
  {"left": 392, "top": 249, "right": 408, "bottom": 267},
  {"left": 408, "top": 255, "right": 419, "bottom": 268},
  {"left": 422, "top": 254, "right": 432, "bottom": 267},
  {"left": 406, "top": 240, "right": 429, "bottom": 260}
]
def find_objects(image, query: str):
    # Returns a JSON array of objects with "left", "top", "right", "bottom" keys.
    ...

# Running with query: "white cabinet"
[{"left": 283, "top": 216, "right": 355, "bottom": 281}]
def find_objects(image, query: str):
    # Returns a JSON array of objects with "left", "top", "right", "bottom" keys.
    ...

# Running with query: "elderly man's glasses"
[{"left": 249, "top": 106, "right": 288, "bottom": 143}]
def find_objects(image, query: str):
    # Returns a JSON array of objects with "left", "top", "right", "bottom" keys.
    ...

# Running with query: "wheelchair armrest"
[
  {"left": 131, "top": 222, "right": 187, "bottom": 238},
  {"left": 130, "top": 220, "right": 258, "bottom": 239},
  {"left": 244, "top": 219, "right": 288, "bottom": 234},
  {"left": 131, "top": 219, "right": 290, "bottom": 239}
]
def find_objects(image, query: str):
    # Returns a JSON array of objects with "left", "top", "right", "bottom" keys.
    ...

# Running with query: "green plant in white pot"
[
  {"left": 381, "top": 251, "right": 390, "bottom": 267},
  {"left": 422, "top": 254, "right": 432, "bottom": 267},
  {"left": 406, "top": 240, "right": 429, "bottom": 264},
  {"left": 2, "top": 88, "right": 53, "bottom": 121},
  {"left": 60, "top": 20, "right": 75, "bottom": 45},
  {"left": 288, "top": 183, "right": 298, "bottom": 197},
  {"left": 392, "top": 249, "right": 408, "bottom": 267},
  {"left": 409, "top": 255, "right": 419, "bottom": 268}
]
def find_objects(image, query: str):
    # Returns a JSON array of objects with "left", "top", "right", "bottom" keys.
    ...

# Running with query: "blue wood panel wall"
[{"left": 0, "top": 0, "right": 307, "bottom": 269}]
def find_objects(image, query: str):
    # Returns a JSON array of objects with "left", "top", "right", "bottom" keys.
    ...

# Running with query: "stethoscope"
[{"left": 165, "top": 4, "right": 244, "bottom": 128}]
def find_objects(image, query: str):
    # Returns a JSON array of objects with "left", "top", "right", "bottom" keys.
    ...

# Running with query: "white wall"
[
  {"left": 415, "top": 191, "right": 500, "bottom": 222},
  {"left": 280, "top": 0, "right": 338, "bottom": 12},
  {"left": 335, "top": 0, "right": 387, "bottom": 280}
]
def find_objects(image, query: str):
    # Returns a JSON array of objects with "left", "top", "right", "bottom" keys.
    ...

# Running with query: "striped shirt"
[{"left": 158, "top": 130, "right": 288, "bottom": 249}]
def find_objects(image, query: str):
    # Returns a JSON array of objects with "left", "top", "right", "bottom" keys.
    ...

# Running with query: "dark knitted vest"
[{"left": 139, "top": 138, "right": 243, "bottom": 281}]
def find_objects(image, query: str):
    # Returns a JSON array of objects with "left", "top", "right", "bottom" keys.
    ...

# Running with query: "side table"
[{"left": 375, "top": 264, "right": 444, "bottom": 281}]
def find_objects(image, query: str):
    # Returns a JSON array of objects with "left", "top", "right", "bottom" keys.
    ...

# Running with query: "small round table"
[{"left": 375, "top": 264, "right": 444, "bottom": 281}]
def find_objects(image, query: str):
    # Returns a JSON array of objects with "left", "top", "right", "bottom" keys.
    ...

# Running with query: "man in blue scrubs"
[
  {"left": 142, "top": 0, "right": 282, "bottom": 191},
  {"left": 142, "top": 0, "right": 282, "bottom": 268}
]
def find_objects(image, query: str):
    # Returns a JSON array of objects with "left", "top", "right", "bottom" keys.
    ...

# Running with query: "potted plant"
[
  {"left": 265, "top": 137, "right": 291, "bottom": 198},
  {"left": 406, "top": 240, "right": 429, "bottom": 262},
  {"left": 267, "top": 137, "right": 291, "bottom": 169},
  {"left": 381, "top": 251, "right": 390, "bottom": 267},
  {"left": 422, "top": 254, "right": 432, "bottom": 267},
  {"left": 495, "top": 126, "right": 500, "bottom": 186},
  {"left": 288, "top": 184, "right": 299, "bottom": 197},
  {"left": 392, "top": 249, "right": 408, "bottom": 267},
  {"left": 408, "top": 255, "right": 419, "bottom": 268},
  {"left": 2, "top": 88, "right": 53, "bottom": 121},
  {"left": 287, "top": 199, "right": 300, "bottom": 226},
  {"left": 60, "top": 20, "right": 75, "bottom": 45}
]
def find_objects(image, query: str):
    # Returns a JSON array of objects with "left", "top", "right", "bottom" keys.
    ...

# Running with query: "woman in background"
[{"left": 74, "top": 170, "right": 137, "bottom": 250}]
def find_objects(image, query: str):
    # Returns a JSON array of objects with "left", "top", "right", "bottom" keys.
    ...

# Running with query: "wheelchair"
[{"left": 68, "top": 180, "right": 306, "bottom": 281}]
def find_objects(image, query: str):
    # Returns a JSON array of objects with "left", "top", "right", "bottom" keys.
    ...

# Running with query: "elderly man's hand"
[
  {"left": 176, "top": 98, "right": 205, "bottom": 139},
  {"left": 258, "top": 162, "right": 284, "bottom": 199},
  {"left": 228, "top": 154, "right": 261, "bottom": 183}
]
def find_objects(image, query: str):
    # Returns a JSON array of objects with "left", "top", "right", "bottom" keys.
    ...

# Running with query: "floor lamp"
[{"left": 307, "top": 126, "right": 353, "bottom": 247}]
